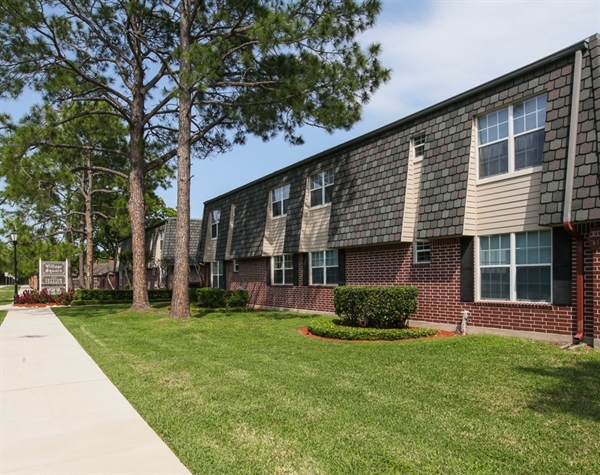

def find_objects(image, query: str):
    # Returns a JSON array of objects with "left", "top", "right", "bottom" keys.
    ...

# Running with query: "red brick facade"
[{"left": 225, "top": 230, "right": 599, "bottom": 343}]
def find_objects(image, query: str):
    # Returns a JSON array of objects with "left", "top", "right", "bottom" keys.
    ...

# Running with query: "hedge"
[
  {"left": 333, "top": 285, "right": 419, "bottom": 329},
  {"left": 307, "top": 318, "right": 437, "bottom": 341},
  {"left": 196, "top": 288, "right": 249, "bottom": 308},
  {"left": 73, "top": 288, "right": 198, "bottom": 303}
]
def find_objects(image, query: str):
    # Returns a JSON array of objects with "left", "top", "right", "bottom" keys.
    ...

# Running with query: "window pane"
[
  {"left": 326, "top": 267, "right": 338, "bottom": 285},
  {"left": 310, "top": 174, "right": 322, "bottom": 190},
  {"left": 311, "top": 189, "right": 323, "bottom": 207},
  {"left": 416, "top": 251, "right": 431, "bottom": 263},
  {"left": 311, "top": 252, "right": 324, "bottom": 267},
  {"left": 284, "top": 255, "right": 293, "bottom": 268},
  {"left": 479, "top": 141, "right": 508, "bottom": 178},
  {"left": 282, "top": 198, "right": 289, "bottom": 215},
  {"left": 273, "top": 188, "right": 281, "bottom": 202},
  {"left": 274, "top": 256, "right": 283, "bottom": 269},
  {"left": 481, "top": 267, "right": 510, "bottom": 300},
  {"left": 326, "top": 250, "right": 338, "bottom": 266},
  {"left": 515, "top": 130, "right": 544, "bottom": 169},
  {"left": 312, "top": 268, "right": 324, "bottom": 284},
  {"left": 272, "top": 201, "right": 282, "bottom": 217},
  {"left": 282, "top": 184, "right": 290, "bottom": 199},
  {"left": 284, "top": 269, "right": 294, "bottom": 284},
  {"left": 324, "top": 170, "right": 335, "bottom": 186},
  {"left": 324, "top": 184, "right": 334, "bottom": 204},
  {"left": 516, "top": 267, "right": 551, "bottom": 302},
  {"left": 274, "top": 270, "right": 283, "bottom": 285}
]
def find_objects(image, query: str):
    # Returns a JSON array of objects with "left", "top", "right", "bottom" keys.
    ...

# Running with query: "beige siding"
[
  {"left": 400, "top": 147, "right": 422, "bottom": 242},
  {"left": 225, "top": 204, "right": 235, "bottom": 259},
  {"left": 476, "top": 171, "right": 542, "bottom": 234},
  {"left": 299, "top": 178, "right": 332, "bottom": 252},
  {"left": 203, "top": 214, "right": 217, "bottom": 262},
  {"left": 463, "top": 123, "right": 478, "bottom": 235},
  {"left": 262, "top": 214, "right": 287, "bottom": 256}
]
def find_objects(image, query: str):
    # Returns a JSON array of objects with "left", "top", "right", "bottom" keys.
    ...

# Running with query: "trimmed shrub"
[
  {"left": 307, "top": 318, "right": 436, "bottom": 341},
  {"left": 333, "top": 286, "right": 419, "bottom": 329},
  {"left": 74, "top": 289, "right": 173, "bottom": 302},
  {"left": 196, "top": 288, "right": 249, "bottom": 308}
]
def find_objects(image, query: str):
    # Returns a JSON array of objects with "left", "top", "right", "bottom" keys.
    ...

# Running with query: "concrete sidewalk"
[{"left": 1, "top": 306, "right": 191, "bottom": 474}]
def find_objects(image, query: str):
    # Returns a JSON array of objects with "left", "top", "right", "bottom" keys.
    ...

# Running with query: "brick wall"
[{"left": 224, "top": 232, "right": 600, "bottom": 341}]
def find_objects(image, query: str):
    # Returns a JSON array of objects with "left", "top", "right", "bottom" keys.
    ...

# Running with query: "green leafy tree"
[{"left": 0, "top": 0, "right": 389, "bottom": 313}]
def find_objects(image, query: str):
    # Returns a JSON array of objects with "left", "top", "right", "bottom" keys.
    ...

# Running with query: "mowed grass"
[
  {"left": 0, "top": 285, "right": 16, "bottom": 305},
  {"left": 0, "top": 310, "right": 6, "bottom": 325},
  {"left": 54, "top": 305, "right": 600, "bottom": 475}
]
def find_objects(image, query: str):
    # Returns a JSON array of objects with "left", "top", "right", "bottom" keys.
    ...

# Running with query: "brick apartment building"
[{"left": 199, "top": 35, "right": 600, "bottom": 347}]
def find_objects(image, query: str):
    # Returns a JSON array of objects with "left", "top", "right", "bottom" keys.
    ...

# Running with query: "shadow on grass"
[
  {"left": 519, "top": 360, "right": 600, "bottom": 421},
  {"left": 255, "top": 311, "right": 323, "bottom": 321}
]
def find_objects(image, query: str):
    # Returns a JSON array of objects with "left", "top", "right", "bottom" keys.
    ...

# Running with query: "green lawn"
[
  {"left": 53, "top": 305, "right": 600, "bottom": 475},
  {"left": 0, "top": 311, "right": 6, "bottom": 326},
  {"left": 0, "top": 285, "right": 16, "bottom": 305}
]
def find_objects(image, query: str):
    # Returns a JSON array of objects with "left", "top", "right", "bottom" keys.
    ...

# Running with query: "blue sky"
[{"left": 1, "top": 0, "right": 599, "bottom": 220}]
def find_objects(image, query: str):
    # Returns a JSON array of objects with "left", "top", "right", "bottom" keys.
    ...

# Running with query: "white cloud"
[{"left": 361, "top": 0, "right": 599, "bottom": 125}]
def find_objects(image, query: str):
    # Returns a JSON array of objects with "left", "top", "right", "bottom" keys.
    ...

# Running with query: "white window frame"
[
  {"left": 310, "top": 170, "right": 334, "bottom": 207},
  {"left": 233, "top": 259, "right": 239, "bottom": 273},
  {"left": 310, "top": 250, "right": 339, "bottom": 285},
  {"left": 272, "top": 254, "right": 293, "bottom": 285},
  {"left": 414, "top": 240, "right": 431, "bottom": 264},
  {"left": 211, "top": 261, "right": 223, "bottom": 288},
  {"left": 477, "top": 94, "right": 547, "bottom": 181},
  {"left": 413, "top": 135, "right": 425, "bottom": 161},
  {"left": 478, "top": 230, "right": 552, "bottom": 302},
  {"left": 272, "top": 184, "right": 290, "bottom": 218},
  {"left": 211, "top": 210, "right": 220, "bottom": 239}
]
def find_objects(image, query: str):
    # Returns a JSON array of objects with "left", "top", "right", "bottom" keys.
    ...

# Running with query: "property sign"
[{"left": 39, "top": 259, "right": 70, "bottom": 294}]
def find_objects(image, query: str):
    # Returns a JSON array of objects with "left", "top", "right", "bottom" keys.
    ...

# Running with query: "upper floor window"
[
  {"left": 272, "top": 184, "right": 290, "bottom": 217},
  {"left": 211, "top": 210, "right": 220, "bottom": 239},
  {"left": 413, "top": 135, "right": 425, "bottom": 161},
  {"left": 479, "top": 230, "right": 551, "bottom": 302},
  {"left": 233, "top": 259, "right": 239, "bottom": 273},
  {"left": 273, "top": 255, "right": 293, "bottom": 285},
  {"left": 414, "top": 240, "right": 430, "bottom": 263},
  {"left": 310, "top": 170, "right": 334, "bottom": 207},
  {"left": 310, "top": 250, "right": 338, "bottom": 285},
  {"left": 478, "top": 94, "right": 547, "bottom": 179},
  {"left": 158, "top": 231, "right": 164, "bottom": 252}
]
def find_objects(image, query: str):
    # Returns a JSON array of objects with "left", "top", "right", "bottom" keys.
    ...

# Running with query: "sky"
[{"left": 1, "top": 0, "right": 599, "bottom": 221}]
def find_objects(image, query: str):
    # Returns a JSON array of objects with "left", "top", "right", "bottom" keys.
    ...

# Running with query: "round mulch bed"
[{"left": 299, "top": 327, "right": 458, "bottom": 342}]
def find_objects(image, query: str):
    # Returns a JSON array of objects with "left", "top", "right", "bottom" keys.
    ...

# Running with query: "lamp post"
[{"left": 10, "top": 231, "right": 17, "bottom": 303}]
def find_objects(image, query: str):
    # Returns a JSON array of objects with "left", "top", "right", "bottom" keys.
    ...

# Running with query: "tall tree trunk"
[
  {"left": 85, "top": 162, "right": 94, "bottom": 289},
  {"left": 128, "top": 106, "right": 151, "bottom": 310},
  {"left": 170, "top": 0, "right": 192, "bottom": 318},
  {"left": 78, "top": 249, "right": 85, "bottom": 289}
]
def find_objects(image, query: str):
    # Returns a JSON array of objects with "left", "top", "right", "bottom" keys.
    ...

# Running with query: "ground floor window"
[
  {"left": 479, "top": 230, "right": 551, "bottom": 302},
  {"left": 273, "top": 255, "right": 293, "bottom": 285},
  {"left": 233, "top": 259, "right": 239, "bottom": 273},
  {"left": 211, "top": 261, "right": 223, "bottom": 288},
  {"left": 414, "top": 240, "right": 431, "bottom": 263},
  {"left": 310, "top": 250, "right": 338, "bottom": 285}
]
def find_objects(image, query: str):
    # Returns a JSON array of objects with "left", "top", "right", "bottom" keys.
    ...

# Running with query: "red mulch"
[{"left": 298, "top": 327, "right": 458, "bottom": 342}]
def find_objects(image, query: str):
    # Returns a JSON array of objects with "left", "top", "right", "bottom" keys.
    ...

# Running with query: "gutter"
[{"left": 562, "top": 48, "right": 585, "bottom": 343}]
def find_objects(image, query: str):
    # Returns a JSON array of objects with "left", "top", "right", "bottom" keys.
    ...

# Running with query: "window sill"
[
  {"left": 477, "top": 165, "right": 542, "bottom": 185},
  {"left": 413, "top": 261, "right": 430, "bottom": 265},
  {"left": 272, "top": 284, "right": 294, "bottom": 287},
  {"left": 474, "top": 300, "right": 553, "bottom": 309},
  {"left": 309, "top": 284, "right": 338, "bottom": 288},
  {"left": 271, "top": 214, "right": 288, "bottom": 220}
]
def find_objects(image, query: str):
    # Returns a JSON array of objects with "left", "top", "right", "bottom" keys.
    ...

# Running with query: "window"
[
  {"left": 158, "top": 231, "right": 163, "bottom": 252},
  {"left": 273, "top": 255, "right": 293, "bottom": 285},
  {"left": 233, "top": 259, "right": 239, "bottom": 273},
  {"left": 413, "top": 135, "right": 425, "bottom": 161},
  {"left": 310, "top": 170, "right": 334, "bottom": 207},
  {"left": 272, "top": 184, "right": 290, "bottom": 217},
  {"left": 478, "top": 94, "right": 547, "bottom": 179},
  {"left": 211, "top": 210, "right": 220, "bottom": 239},
  {"left": 310, "top": 250, "right": 338, "bottom": 285},
  {"left": 479, "top": 230, "right": 551, "bottom": 302},
  {"left": 414, "top": 241, "right": 430, "bottom": 263},
  {"left": 211, "top": 261, "right": 223, "bottom": 288}
]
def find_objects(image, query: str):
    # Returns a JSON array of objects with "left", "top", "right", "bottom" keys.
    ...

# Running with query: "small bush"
[
  {"left": 74, "top": 289, "right": 173, "bottom": 302},
  {"left": 307, "top": 318, "right": 437, "bottom": 341},
  {"left": 333, "top": 286, "right": 419, "bottom": 329},
  {"left": 196, "top": 288, "right": 249, "bottom": 308}
]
